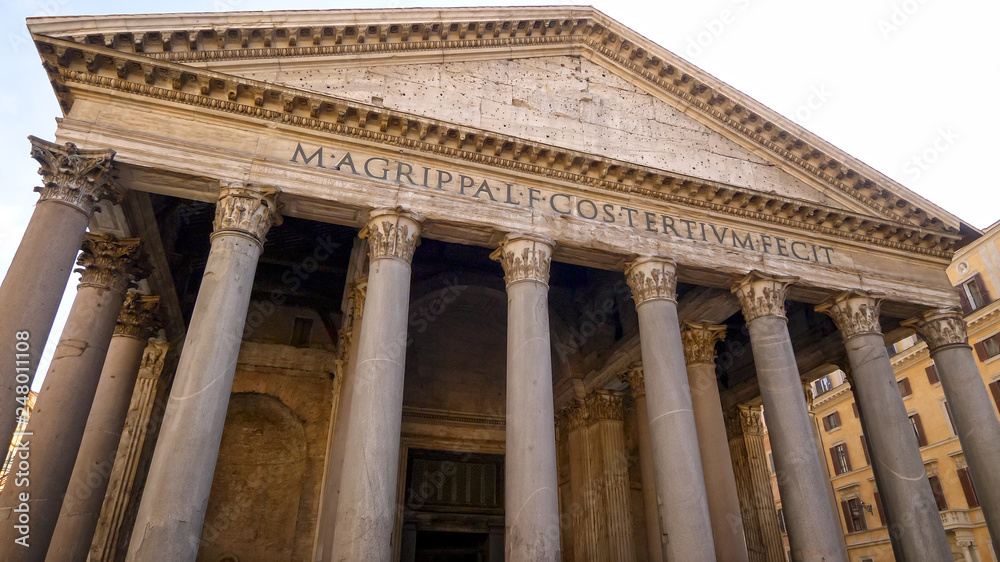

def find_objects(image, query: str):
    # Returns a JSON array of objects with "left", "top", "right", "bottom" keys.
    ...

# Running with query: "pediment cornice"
[{"left": 30, "top": 23, "right": 963, "bottom": 258}]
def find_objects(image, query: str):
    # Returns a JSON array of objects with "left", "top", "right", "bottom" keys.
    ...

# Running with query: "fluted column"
[
  {"left": 0, "top": 138, "right": 120, "bottom": 451},
  {"left": 0, "top": 233, "right": 148, "bottom": 560},
  {"left": 48, "top": 293, "right": 160, "bottom": 561},
  {"left": 89, "top": 339, "right": 170, "bottom": 561},
  {"left": 732, "top": 272, "right": 845, "bottom": 561},
  {"left": 586, "top": 391, "right": 634, "bottom": 562},
  {"left": 625, "top": 256, "right": 715, "bottom": 562},
  {"left": 725, "top": 404, "right": 784, "bottom": 562},
  {"left": 817, "top": 292, "right": 951, "bottom": 559},
  {"left": 620, "top": 365, "right": 664, "bottom": 562},
  {"left": 317, "top": 277, "right": 366, "bottom": 562},
  {"left": 682, "top": 322, "right": 750, "bottom": 562},
  {"left": 330, "top": 209, "right": 422, "bottom": 561},
  {"left": 125, "top": 183, "right": 281, "bottom": 561},
  {"left": 560, "top": 400, "right": 597, "bottom": 562},
  {"left": 490, "top": 233, "right": 561, "bottom": 561},
  {"left": 904, "top": 309, "right": 1000, "bottom": 551}
]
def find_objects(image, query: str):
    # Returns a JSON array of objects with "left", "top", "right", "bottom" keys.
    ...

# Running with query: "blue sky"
[{"left": 3, "top": 0, "right": 998, "bottom": 388}]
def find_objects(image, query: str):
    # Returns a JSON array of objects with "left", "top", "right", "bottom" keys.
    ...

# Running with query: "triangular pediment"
[{"left": 27, "top": 6, "right": 975, "bottom": 255}]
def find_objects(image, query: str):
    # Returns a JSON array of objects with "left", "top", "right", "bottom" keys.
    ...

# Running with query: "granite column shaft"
[{"left": 622, "top": 366, "right": 665, "bottom": 562}]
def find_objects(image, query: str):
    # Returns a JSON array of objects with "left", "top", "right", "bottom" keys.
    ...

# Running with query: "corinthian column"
[
  {"left": 625, "top": 256, "right": 715, "bottom": 562},
  {"left": 903, "top": 309, "right": 1000, "bottom": 551},
  {"left": 490, "top": 233, "right": 561, "bottom": 561},
  {"left": 0, "top": 138, "right": 120, "bottom": 450},
  {"left": 89, "top": 339, "right": 170, "bottom": 562},
  {"left": 125, "top": 183, "right": 281, "bottom": 561},
  {"left": 0, "top": 234, "right": 148, "bottom": 560},
  {"left": 331, "top": 209, "right": 422, "bottom": 561},
  {"left": 620, "top": 365, "right": 664, "bottom": 562},
  {"left": 731, "top": 272, "right": 845, "bottom": 561},
  {"left": 682, "top": 322, "right": 749, "bottom": 562},
  {"left": 48, "top": 293, "right": 160, "bottom": 561},
  {"left": 817, "top": 292, "right": 951, "bottom": 559}
]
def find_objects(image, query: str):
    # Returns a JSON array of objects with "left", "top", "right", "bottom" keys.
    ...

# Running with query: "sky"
[{"left": 2, "top": 0, "right": 998, "bottom": 389}]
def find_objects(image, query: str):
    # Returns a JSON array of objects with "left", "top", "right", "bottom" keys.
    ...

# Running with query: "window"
[
  {"left": 852, "top": 401, "right": 859, "bottom": 418},
  {"left": 776, "top": 507, "right": 786, "bottom": 534},
  {"left": 941, "top": 400, "right": 956, "bottom": 436},
  {"left": 957, "top": 466, "right": 980, "bottom": 508},
  {"left": 291, "top": 317, "right": 313, "bottom": 347},
  {"left": 975, "top": 333, "right": 1000, "bottom": 361},
  {"left": 815, "top": 375, "right": 833, "bottom": 396},
  {"left": 830, "top": 443, "right": 851, "bottom": 475},
  {"left": 822, "top": 411, "right": 841, "bottom": 431},
  {"left": 926, "top": 363, "right": 939, "bottom": 384},
  {"left": 958, "top": 274, "right": 990, "bottom": 313},
  {"left": 897, "top": 377, "right": 912, "bottom": 398},
  {"left": 909, "top": 413, "right": 927, "bottom": 447},
  {"left": 841, "top": 497, "right": 867, "bottom": 533},
  {"left": 873, "top": 491, "right": 886, "bottom": 526},
  {"left": 928, "top": 475, "right": 948, "bottom": 511}
]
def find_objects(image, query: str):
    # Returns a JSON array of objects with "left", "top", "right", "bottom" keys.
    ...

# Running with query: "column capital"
[
  {"left": 137, "top": 340, "right": 170, "bottom": 380},
  {"left": 212, "top": 182, "right": 283, "bottom": 246},
  {"left": 725, "top": 404, "right": 764, "bottom": 439},
  {"left": 624, "top": 256, "right": 677, "bottom": 306},
  {"left": 584, "top": 390, "right": 625, "bottom": 421},
  {"left": 619, "top": 363, "right": 645, "bottom": 398},
  {"left": 731, "top": 270, "right": 797, "bottom": 322},
  {"left": 901, "top": 308, "right": 968, "bottom": 352},
  {"left": 681, "top": 322, "right": 727, "bottom": 365},
  {"left": 29, "top": 136, "right": 122, "bottom": 215},
  {"left": 114, "top": 292, "right": 161, "bottom": 340},
  {"left": 76, "top": 233, "right": 150, "bottom": 295},
  {"left": 815, "top": 290, "right": 884, "bottom": 339},
  {"left": 350, "top": 277, "right": 369, "bottom": 322},
  {"left": 360, "top": 207, "right": 423, "bottom": 263},
  {"left": 490, "top": 233, "right": 554, "bottom": 286},
  {"left": 559, "top": 399, "right": 590, "bottom": 431}
]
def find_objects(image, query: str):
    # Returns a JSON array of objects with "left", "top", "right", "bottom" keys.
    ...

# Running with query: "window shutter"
[
  {"left": 852, "top": 402, "right": 859, "bottom": 418},
  {"left": 898, "top": 377, "right": 912, "bottom": 397},
  {"left": 929, "top": 475, "right": 948, "bottom": 511},
  {"left": 925, "top": 364, "right": 939, "bottom": 384},
  {"left": 957, "top": 467, "right": 980, "bottom": 508},
  {"left": 833, "top": 411, "right": 841, "bottom": 427},
  {"left": 843, "top": 446, "right": 852, "bottom": 472},
  {"left": 912, "top": 414, "right": 927, "bottom": 447},
  {"left": 974, "top": 273, "right": 992, "bottom": 304},
  {"left": 841, "top": 500, "right": 856, "bottom": 533},
  {"left": 974, "top": 341, "right": 989, "bottom": 361},
  {"left": 860, "top": 436, "right": 870, "bottom": 466},
  {"left": 957, "top": 284, "right": 973, "bottom": 314},
  {"left": 829, "top": 446, "right": 841, "bottom": 475},
  {"left": 990, "top": 381, "right": 1000, "bottom": 412},
  {"left": 823, "top": 415, "right": 831, "bottom": 431},
  {"left": 874, "top": 491, "right": 886, "bottom": 526}
]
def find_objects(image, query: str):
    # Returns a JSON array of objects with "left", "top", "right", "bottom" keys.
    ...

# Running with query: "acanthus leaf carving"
[
  {"left": 75, "top": 233, "right": 150, "bottom": 294},
  {"left": 359, "top": 207, "right": 423, "bottom": 263},
  {"left": 213, "top": 182, "right": 283, "bottom": 245},
  {"left": 731, "top": 270, "right": 797, "bottom": 322},
  {"left": 681, "top": 322, "right": 727, "bottom": 365},
  {"left": 815, "top": 291, "right": 884, "bottom": 339},
  {"left": 114, "top": 292, "right": 161, "bottom": 340},
  {"left": 619, "top": 363, "right": 645, "bottom": 399},
  {"left": 29, "top": 136, "right": 122, "bottom": 214},
  {"left": 490, "top": 233, "right": 554, "bottom": 286},
  {"left": 902, "top": 308, "right": 968, "bottom": 351},
  {"left": 624, "top": 256, "right": 676, "bottom": 306}
]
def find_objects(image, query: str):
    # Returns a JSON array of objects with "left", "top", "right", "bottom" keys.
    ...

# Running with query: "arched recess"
[{"left": 197, "top": 393, "right": 307, "bottom": 562}]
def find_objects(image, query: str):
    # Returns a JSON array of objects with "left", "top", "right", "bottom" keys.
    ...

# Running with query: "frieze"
[
  {"left": 490, "top": 234, "right": 553, "bottom": 286},
  {"left": 30, "top": 35, "right": 964, "bottom": 258},
  {"left": 114, "top": 293, "right": 161, "bottom": 340},
  {"left": 681, "top": 322, "right": 727, "bottom": 365},
  {"left": 359, "top": 208, "right": 423, "bottom": 262},
  {"left": 625, "top": 257, "right": 677, "bottom": 306},
  {"left": 816, "top": 291, "right": 884, "bottom": 339},
  {"left": 902, "top": 309, "right": 969, "bottom": 351},
  {"left": 732, "top": 271, "right": 797, "bottom": 322},
  {"left": 213, "top": 182, "right": 283, "bottom": 244},
  {"left": 76, "top": 233, "right": 150, "bottom": 294},
  {"left": 29, "top": 136, "right": 121, "bottom": 215}
]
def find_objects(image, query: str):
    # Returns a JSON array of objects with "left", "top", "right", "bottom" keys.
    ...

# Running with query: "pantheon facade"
[{"left": 1, "top": 6, "right": 998, "bottom": 562}]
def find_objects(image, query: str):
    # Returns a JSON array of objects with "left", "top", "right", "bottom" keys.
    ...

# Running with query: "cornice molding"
[
  {"left": 29, "top": 9, "right": 965, "bottom": 238},
  {"left": 32, "top": 35, "right": 964, "bottom": 258}
]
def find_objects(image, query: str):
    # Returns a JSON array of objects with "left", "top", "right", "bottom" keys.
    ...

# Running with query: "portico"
[{"left": 1, "top": 5, "right": 997, "bottom": 562}]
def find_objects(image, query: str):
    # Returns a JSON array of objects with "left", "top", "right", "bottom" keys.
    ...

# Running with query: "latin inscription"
[{"left": 291, "top": 143, "right": 835, "bottom": 264}]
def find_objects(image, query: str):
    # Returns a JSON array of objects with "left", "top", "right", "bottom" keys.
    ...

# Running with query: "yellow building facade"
[{"left": 803, "top": 220, "right": 1000, "bottom": 561}]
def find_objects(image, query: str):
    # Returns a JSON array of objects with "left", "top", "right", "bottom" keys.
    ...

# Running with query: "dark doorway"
[{"left": 414, "top": 531, "right": 488, "bottom": 562}]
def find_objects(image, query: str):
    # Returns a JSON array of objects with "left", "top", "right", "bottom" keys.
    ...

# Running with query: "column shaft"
[
  {"left": 0, "top": 234, "right": 146, "bottom": 561},
  {"left": 491, "top": 234, "right": 561, "bottom": 561},
  {"left": 626, "top": 257, "right": 715, "bottom": 562},
  {"left": 0, "top": 138, "right": 118, "bottom": 452},
  {"left": 734, "top": 272, "right": 845, "bottom": 561},
  {"left": 563, "top": 406, "right": 597, "bottom": 562},
  {"left": 125, "top": 184, "right": 280, "bottom": 561},
  {"left": 905, "top": 309, "right": 1000, "bottom": 552},
  {"left": 683, "top": 323, "right": 750, "bottom": 562},
  {"left": 331, "top": 209, "right": 422, "bottom": 561},
  {"left": 623, "top": 371, "right": 664, "bottom": 562}
]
